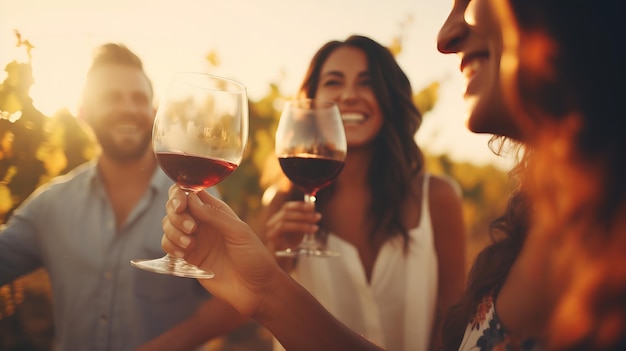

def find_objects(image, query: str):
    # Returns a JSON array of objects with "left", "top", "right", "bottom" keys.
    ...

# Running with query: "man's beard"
[{"left": 95, "top": 129, "right": 152, "bottom": 163}]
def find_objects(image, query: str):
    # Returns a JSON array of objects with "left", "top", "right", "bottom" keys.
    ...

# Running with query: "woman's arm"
[
  {"left": 428, "top": 175, "right": 467, "bottom": 350},
  {"left": 258, "top": 262, "right": 384, "bottom": 351},
  {"left": 137, "top": 298, "right": 249, "bottom": 351},
  {"left": 161, "top": 186, "right": 384, "bottom": 351}
]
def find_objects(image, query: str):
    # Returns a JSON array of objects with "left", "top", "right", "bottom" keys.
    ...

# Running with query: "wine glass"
[
  {"left": 131, "top": 72, "right": 249, "bottom": 278},
  {"left": 274, "top": 98, "right": 347, "bottom": 257}
]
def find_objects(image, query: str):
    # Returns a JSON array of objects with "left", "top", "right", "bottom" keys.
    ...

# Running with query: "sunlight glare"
[
  {"left": 28, "top": 42, "right": 90, "bottom": 117},
  {"left": 0, "top": 0, "right": 511, "bottom": 167}
]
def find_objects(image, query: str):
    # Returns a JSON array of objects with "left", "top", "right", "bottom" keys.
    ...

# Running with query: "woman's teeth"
[
  {"left": 463, "top": 59, "right": 483, "bottom": 80},
  {"left": 341, "top": 113, "right": 365, "bottom": 123}
]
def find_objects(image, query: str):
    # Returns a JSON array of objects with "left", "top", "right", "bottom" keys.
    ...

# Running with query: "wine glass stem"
[
  {"left": 301, "top": 193, "right": 318, "bottom": 249},
  {"left": 167, "top": 254, "right": 177, "bottom": 270}
]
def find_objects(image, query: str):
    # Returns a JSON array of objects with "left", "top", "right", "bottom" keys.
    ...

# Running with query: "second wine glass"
[
  {"left": 131, "top": 72, "right": 249, "bottom": 278},
  {"left": 274, "top": 98, "right": 347, "bottom": 258}
]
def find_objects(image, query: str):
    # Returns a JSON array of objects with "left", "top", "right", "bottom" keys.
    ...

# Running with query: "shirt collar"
[{"left": 84, "top": 159, "right": 173, "bottom": 195}]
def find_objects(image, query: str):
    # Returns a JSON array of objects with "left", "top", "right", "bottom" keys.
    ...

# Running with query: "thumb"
[{"left": 186, "top": 192, "right": 257, "bottom": 245}]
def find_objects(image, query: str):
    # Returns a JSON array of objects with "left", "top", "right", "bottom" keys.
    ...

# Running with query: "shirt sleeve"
[{"left": 0, "top": 192, "right": 46, "bottom": 285}]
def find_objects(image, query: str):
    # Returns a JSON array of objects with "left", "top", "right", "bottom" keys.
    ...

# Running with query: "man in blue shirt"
[{"left": 0, "top": 43, "right": 247, "bottom": 350}]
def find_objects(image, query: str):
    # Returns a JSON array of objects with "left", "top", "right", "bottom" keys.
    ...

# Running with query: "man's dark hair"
[{"left": 83, "top": 43, "right": 153, "bottom": 99}]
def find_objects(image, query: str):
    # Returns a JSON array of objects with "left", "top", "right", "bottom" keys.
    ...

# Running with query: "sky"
[{"left": 0, "top": 0, "right": 513, "bottom": 169}]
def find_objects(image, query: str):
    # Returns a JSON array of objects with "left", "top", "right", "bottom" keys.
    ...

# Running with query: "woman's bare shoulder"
[
  {"left": 406, "top": 173, "right": 462, "bottom": 202},
  {"left": 427, "top": 173, "right": 463, "bottom": 201}
]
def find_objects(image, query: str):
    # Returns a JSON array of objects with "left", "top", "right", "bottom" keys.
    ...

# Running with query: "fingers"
[
  {"left": 185, "top": 192, "right": 265, "bottom": 248},
  {"left": 168, "top": 185, "right": 188, "bottom": 214},
  {"left": 164, "top": 190, "right": 270, "bottom": 262},
  {"left": 164, "top": 192, "right": 198, "bottom": 252},
  {"left": 266, "top": 202, "right": 320, "bottom": 230},
  {"left": 265, "top": 201, "right": 321, "bottom": 244},
  {"left": 193, "top": 190, "right": 239, "bottom": 220},
  {"left": 161, "top": 215, "right": 196, "bottom": 258}
]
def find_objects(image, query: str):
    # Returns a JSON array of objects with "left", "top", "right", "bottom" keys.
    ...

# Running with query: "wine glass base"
[
  {"left": 131, "top": 256, "right": 215, "bottom": 279},
  {"left": 275, "top": 248, "right": 341, "bottom": 258}
]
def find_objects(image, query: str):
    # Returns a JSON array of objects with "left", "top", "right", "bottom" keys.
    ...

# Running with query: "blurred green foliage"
[{"left": 0, "top": 32, "right": 511, "bottom": 350}]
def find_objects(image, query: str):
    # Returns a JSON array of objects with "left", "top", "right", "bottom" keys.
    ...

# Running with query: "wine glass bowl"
[
  {"left": 131, "top": 72, "right": 248, "bottom": 278},
  {"left": 275, "top": 98, "right": 347, "bottom": 257}
]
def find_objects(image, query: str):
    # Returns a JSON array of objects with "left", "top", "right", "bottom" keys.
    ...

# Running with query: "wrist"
[{"left": 253, "top": 268, "right": 298, "bottom": 324}]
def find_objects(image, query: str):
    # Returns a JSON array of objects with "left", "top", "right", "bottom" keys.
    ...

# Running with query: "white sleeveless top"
[{"left": 274, "top": 174, "right": 438, "bottom": 351}]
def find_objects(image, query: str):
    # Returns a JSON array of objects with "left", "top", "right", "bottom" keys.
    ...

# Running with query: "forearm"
[
  {"left": 255, "top": 271, "right": 384, "bottom": 351},
  {"left": 137, "top": 297, "right": 250, "bottom": 351},
  {"left": 0, "top": 221, "right": 43, "bottom": 285}
]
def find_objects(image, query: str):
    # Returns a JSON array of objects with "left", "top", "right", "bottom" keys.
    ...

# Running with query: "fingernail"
[
  {"left": 183, "top": 220, "right": 195, "bottom": 233},
  {"left": 179, "top": 235, "right": 191, "bottom": 248},
  {"left": 172, "top": 198, "right": 181, "bottom": 210},
  {"left": 173, "top": 250, "right": 185, "bottom": 258},
  {"left": 311, "top": 225, "right": 319, "bottom": 233}
]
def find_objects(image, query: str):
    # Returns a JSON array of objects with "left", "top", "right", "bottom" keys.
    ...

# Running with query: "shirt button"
[{"left": 104, "top": 272, "right": 113, "bottom": 280}]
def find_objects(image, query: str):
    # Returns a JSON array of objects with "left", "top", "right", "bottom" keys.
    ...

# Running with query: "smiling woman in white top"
[{"left": 262, "top": 35, "right": 467, "bottom": 351}]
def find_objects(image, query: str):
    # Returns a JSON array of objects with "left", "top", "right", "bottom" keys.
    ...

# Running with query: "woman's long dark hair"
[
  {"left": 509, "top": 1, "right": 626, "bottom": 349},
  {"left": 292, "top": 35, "right": 424, "bottom": 247},
  {"left": 440, "top": 142, "right": 531, "bottom": 351},
  {"left": 510, "top": 0, "right": 626, "bottom": 222}
]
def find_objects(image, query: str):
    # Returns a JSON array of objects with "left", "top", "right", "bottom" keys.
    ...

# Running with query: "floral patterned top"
[{"left": 458, "top": 293, "right": 538, "bottom": 351}]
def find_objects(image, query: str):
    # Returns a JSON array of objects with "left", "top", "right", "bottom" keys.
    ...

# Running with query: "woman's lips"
[
  {"left": 463, "top": 59, "right": 482, "bottom": 80},
  {"left": 461, "top": 53, "right": 489, "bottom": 97}
]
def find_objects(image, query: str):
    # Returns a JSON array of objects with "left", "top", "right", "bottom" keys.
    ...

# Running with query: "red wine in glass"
[
  {"left": 278, "top": 155, "right": 344, "bottom": 195},
  {"left": 157, "top": 152, "right": 238, "bottom": 193}
]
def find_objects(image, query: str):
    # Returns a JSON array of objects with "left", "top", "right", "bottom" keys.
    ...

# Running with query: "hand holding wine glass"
[
  {"left": 274, "top": 98, "right": 346, "bottom": 257},
  {"left": 131, "top": 72, "right": 248, "bottom": 278}
]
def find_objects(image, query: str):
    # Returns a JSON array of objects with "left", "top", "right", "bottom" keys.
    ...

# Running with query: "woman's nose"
[
  {"left": 339, "top": 85, "right": 358, "bottom": 103},
  {"left": 437, "top": 6, "right": 470, "bottom": 54}
]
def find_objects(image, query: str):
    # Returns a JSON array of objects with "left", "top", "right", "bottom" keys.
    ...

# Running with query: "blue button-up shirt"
[{"left": 0, "top": 161, "right": 215, "bottom": 351}]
